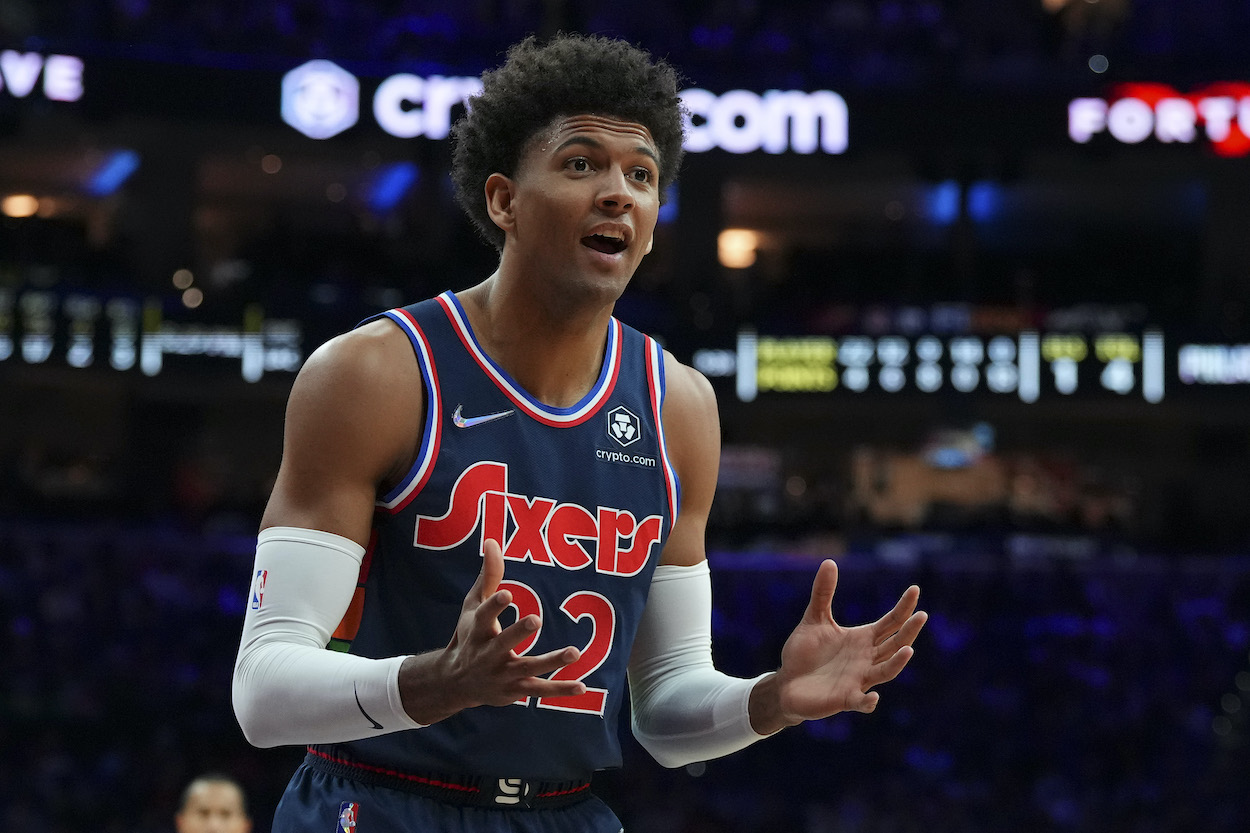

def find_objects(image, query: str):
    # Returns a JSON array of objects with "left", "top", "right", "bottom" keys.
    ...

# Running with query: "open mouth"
[{"left": 581, "top": 234, "right": 628, "bottom": 255}]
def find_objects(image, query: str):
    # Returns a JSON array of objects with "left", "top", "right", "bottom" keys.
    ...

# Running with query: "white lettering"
[
  {"left": 1239, "top": 97, "right": 1250, "bottom": 141},
  {"left": 681, "top": 87, "right": 848, "bottom": 155},
  {"left": 374, "top": 74, "right": 481, "bottom": 139},
  {"left": 1155, "top": 97, "right": 1196, "bottom": 143},
  {"left": 43, "top": 55, "right": 83, "bottom": 102},
  {"left": 1107, "top": 98, "right": 1153, "bottom": 143},
  {"left": 1069, "top": 98, "right": 1107, "bottom": 142},
  {"left": 680, "top": 88, "right": 718, "bottom": 152},
  {"left": 1071, "top": 90, "right": 1250, "bottom": 153},
  {"left": 709, "top": 89, "right": 765, "bottom": 153},
  {"left": 1198, "top": 96, "right": 1236, "bottom": 141},
  {"left": 1178, "top": 344, "right": 1250, "bottom": 384},
  {"left": 422, "top": 76, "right": 480, "bottom": 139},
  {"left": 762, "top": 90, "right": 847, "bottom": 154},
  {"left": 0, "top": 50, "right": 44, "bottom": 97},
  {"left": 374, "top": 74, "right": 424, "bottom": 138},
  {"left": 288, "top": 66, "right": 848, "bottom": 154}
]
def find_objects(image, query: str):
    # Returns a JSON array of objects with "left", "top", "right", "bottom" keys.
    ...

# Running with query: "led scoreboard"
[
  {"left": 693, "top": 329, "right": 1173, "bottom": 403},
  {"left": 0, "top": 288, "right": 302, "bottom": 382}
]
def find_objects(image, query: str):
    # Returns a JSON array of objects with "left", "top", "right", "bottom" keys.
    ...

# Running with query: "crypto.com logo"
[
  {"left": 282, "top": 60, "right": 359, "bottom": 139},
  {"left": 1070, "top": 82, "right": 1250, "bottom": 157},
  {"left": 279, "top": 59, "right": 847, "bottom": 154}
]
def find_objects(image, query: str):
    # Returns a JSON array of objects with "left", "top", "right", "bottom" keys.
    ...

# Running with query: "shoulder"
[
  {"left": 660, "top": 350, "right": 719, "bottom": 428},
  {"left": 284, "top": 317, "right": 425, "bottom": 461},
  {"left": 262, "top": 316, "right": 426, "bottom": 537},
  {"left": 288, "top": 317, "right": 424, "bottom": 416},
  {"left": 298, "top": 317, "right": 415, "bottom": 389},
  {"left": 657, "top": 350, "right": 719, "bottom": 482}
]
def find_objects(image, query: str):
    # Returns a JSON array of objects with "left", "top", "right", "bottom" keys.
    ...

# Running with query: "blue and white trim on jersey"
[
  {"left": 436, "top": 292, "right": 622, "bottom": 428},
  {"left": 645, "top": 337, "right": 681, "bottom": 530},
  {"left": 375, "top": 307, "right": 442, "bottom": 514}
]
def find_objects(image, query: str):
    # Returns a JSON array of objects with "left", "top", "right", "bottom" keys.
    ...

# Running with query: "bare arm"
[
  {"left": 656, "top": 354, "right": 721, "bottom": 568},
  {"left": 259, "top": 320, "right": 418, "bottom": 545},
  {"left": 236, "top": 320, "right": 584, "bottom": 742},
  {"left": 634, "top": 352, "right": 925, "bottom": 749}
]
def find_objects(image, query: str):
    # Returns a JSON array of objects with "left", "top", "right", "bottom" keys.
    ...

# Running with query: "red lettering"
[
  {"left": 536, "top": 591, "right": 615, "bottom": 716},
  {"left": 414, "top": 461, "right": 506, "bottom": 549},
  {"left": 503, "top": 495, "right": 555, "bottom": 564},
  {"left": 547, "top": 504, "right": 596, "bottom": 569},
  {"left": 614, "top": 515, "right": 663, "bottom": 577},
  {"left": 482, "top": 490, "right": 506, "bottom": 553},
  {"left": 413, "top": 463, "right": 665, "bottom": 576},
  {"left": 596, "top": 508, "right": 633, "bottom": 574}
]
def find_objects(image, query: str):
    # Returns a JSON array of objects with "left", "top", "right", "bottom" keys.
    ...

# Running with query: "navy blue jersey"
[{"left": 313, "top": 291, "right": 680, "bottom": 781}]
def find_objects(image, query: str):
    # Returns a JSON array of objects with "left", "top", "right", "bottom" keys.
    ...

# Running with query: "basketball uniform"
[{"left": 272, "top": 291, "right": 679, "bottom": 831}]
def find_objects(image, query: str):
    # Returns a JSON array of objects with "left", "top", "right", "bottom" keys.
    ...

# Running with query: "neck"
[{"left": 457, "top": 272, "right": 614, "bottom": 409}]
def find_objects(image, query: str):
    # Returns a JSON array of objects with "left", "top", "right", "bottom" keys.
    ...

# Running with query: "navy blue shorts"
[{"left": 272, "top": 757, "right": 624, "bottom": 833}]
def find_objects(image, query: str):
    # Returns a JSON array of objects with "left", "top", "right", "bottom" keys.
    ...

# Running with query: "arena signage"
[
  {"left": 1069, "top": 82, "right": 1250, "bottom": 157},
  {"left": 0, "top": 50, "right": 83, "bottom": 102},
  {"left": 280, "top": 60, "right": 847, "bottom": 154},
  {"left": 1177, "top": 344, "right": 1250, "bottom": 385}
]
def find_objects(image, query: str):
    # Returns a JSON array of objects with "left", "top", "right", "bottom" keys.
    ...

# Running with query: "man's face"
[
  {"left": 175, "top": 782, "right": 251, "bottom": 833},
  {"left": 494, "top": 114, "right": 661, "bottom": 305}
]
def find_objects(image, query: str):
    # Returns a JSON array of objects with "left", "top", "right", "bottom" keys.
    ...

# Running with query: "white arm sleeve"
[
  {"left": 232, "top": 526, "right": 424, "bottom": 748},
  {"left": 627, "top": 561, "right": 776, "bottom": 768}
]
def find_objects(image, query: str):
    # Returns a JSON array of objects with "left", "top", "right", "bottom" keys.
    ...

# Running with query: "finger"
[
  {"left": 852, "top": 690, "right": 880, "bottom": 714},
  {"left": 516, "top": 644, "right": 583, "bottom": 678},
  {"left": 872, "top": 585, "right": 920, "bottom": 643},
  {"left": 864, "top": 644, "right": 915, "bottom": 688},
  {"left": 495, "top": 613, "right": 543, "bottom": 654},
  {"left": 872, "top": 610, "right": 928, "bottom": 663},
  {"left": 803, "top": 559, "right": 839, "bottom": 625},
  {"left": 463, "top": 539, "right": 505, "bottom": 613},
  {"left": 515, "top": 676, "right": 589, "bottom": 699},
  {"left": 479, "top": 538, "right": 505, "bottom": 603},
  {"left": 473, "top": 586, "right": 515, "bottom": 635}
]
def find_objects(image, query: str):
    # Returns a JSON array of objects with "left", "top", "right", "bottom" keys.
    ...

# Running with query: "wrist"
[
  {"left": 397, "top": 651, "right": 463, "bottom": 726},
  {"left": 747, "top": 672, "right": 803, "bottom": 735}
]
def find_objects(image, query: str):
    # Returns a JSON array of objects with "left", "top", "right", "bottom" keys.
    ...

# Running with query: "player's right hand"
[{"left": 397, "top": 539, "right": 586, "bottom": 724}]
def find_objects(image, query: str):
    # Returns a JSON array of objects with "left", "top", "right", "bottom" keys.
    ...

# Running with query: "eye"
[
  {"left": 631, "top": 167, "right": 654, "bottom": 183},
  {"left": 566, "top": 157, "right": 592, "bottom": 173}
]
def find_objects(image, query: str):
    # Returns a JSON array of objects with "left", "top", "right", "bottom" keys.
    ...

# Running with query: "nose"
[{"left": 596, "top": 167, "right": 634, "bottom": 214}]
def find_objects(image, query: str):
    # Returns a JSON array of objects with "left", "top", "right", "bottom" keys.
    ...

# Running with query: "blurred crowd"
[
  {"left": 1, "top": 519, "right": 1247, "bottom": 831},
  {"left": 3, "top": 0, "right": 1250, "bottom": 88}
]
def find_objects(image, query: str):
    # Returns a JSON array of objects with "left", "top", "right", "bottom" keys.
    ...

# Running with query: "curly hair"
[{"left": 450, "top": 33, "right": 687, "bottom": 250}]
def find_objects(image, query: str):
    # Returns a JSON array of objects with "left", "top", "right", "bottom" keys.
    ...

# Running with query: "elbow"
[
  {"left": 232, "top": 663, "right": 282, "bottom": 748},
  {"left": 631, "top": 718, "right": 698, "bottom": 769}
]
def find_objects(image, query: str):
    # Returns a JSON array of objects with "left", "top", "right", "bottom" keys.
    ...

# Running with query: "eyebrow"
[{"left": 553, "top": 136, "right": 659, "bottom": 167}]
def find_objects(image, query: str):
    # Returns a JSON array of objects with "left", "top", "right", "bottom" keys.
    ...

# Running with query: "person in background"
[{"left": 175, "top": 774, "right": 252, "bottom": 833}]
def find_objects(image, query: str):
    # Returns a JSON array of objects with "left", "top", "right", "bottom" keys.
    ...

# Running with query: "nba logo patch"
[
  {"left": 251, "top": 569, "right": 268, "bottom": 610},
  {"left": 337, "top": 801, "right": 359, "bottom": 831}
]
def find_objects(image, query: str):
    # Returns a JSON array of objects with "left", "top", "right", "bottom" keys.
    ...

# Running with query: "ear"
[{"left": 484, "top": 173, "right": 517, "bottom": 235}]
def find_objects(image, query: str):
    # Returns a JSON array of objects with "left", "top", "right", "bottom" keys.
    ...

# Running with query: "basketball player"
[
  {"left": 175, "top": 774, "right": 252, "bottom": 833},
  {"left": 233, "top": 33, "right": 926, "bottom": 832}
]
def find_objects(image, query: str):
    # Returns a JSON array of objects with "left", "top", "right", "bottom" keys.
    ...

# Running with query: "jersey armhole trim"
[
  {"left": 646, "top": 337, "right": 681, "bottom": 531},
  {"left": 375, "top": 308, "right": 442, "bottom": 513}
]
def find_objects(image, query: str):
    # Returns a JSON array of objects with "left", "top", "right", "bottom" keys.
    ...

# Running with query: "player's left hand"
[{"left": 753, "top": 559, "right": 926, "bottom": 732}]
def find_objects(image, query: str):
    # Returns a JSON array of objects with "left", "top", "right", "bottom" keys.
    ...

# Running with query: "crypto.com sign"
[
  {"left": 281, "top": 59, "right": 847, "bottom": 155},
  {"left": 1070, "top": 82, "right": 1250, "bottom": 157}
]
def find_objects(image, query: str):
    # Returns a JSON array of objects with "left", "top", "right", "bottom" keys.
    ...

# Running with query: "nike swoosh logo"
[
  {"left": 452, "top": 404, "right": 514, "bottom": 428},
  {"left": 355, "top": 683, "right": 383, "bottom": 730}
]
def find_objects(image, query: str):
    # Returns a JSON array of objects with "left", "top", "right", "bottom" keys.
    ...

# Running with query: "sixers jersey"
[{"left": 312, "top": 291, "right": 680, "bottom": 780}]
